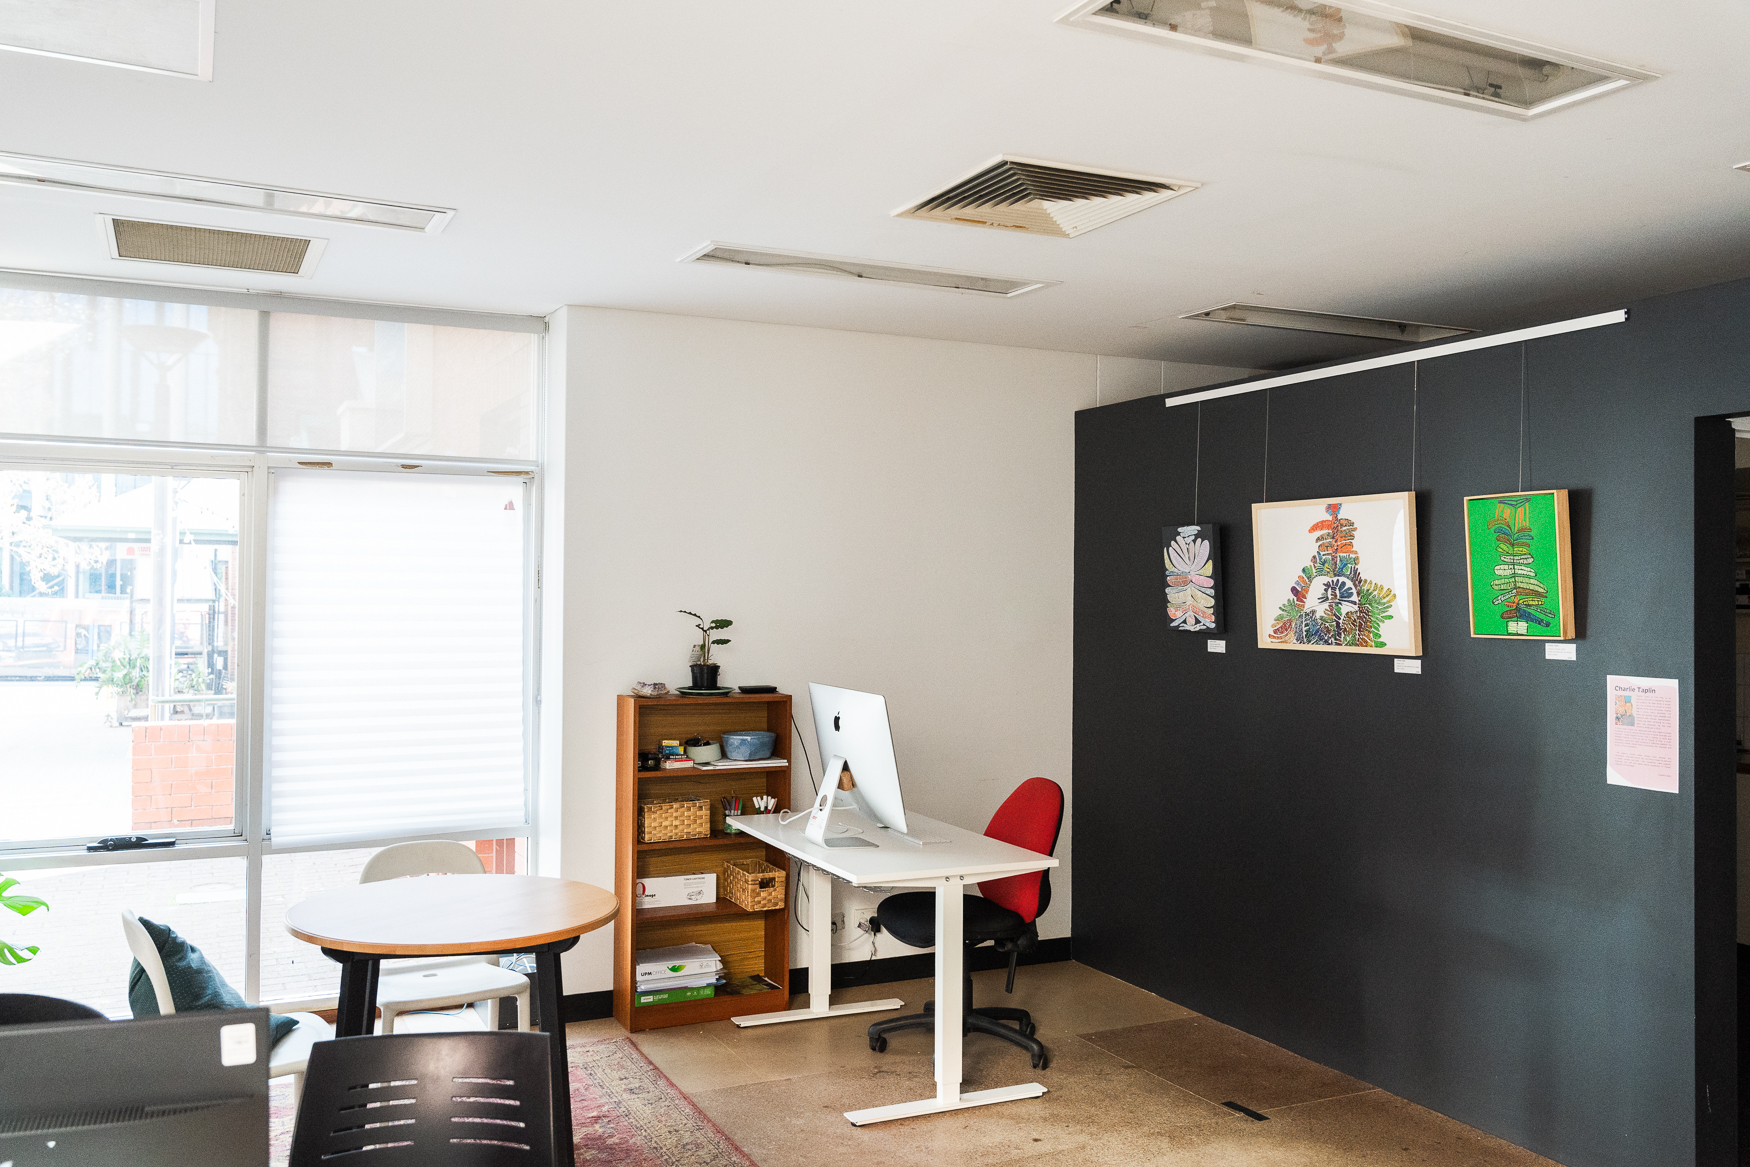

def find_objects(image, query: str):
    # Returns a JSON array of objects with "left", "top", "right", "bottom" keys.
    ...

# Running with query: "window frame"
[{"left": 0, "top": 302, "right": 544, "bottom": 1007}]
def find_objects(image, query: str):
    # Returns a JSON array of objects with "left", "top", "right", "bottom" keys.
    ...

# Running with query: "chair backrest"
[
  {"left": 978, "top": 777, "right": 1064, "bottom": 923},
  {"left": 361, "top": 840, "right": 486, "bottom": 884},
  {"left": 121, "top": 908, "right": 176, "bottom": 1014},
  {"left": 0, "top": 993, "right": 107, "bottom": 1026},
  {"left": 290, "top": 1031, "right": 553, "bottom": 1166}
]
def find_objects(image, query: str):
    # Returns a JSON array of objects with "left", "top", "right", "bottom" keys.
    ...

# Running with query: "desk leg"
[
  {"left": 730, "top": 862, "right": 904, "bottom": 1028},
  {"left": 843, "top": 876, "right": 1047, "bottom": 1126},
  {"left": 331, "top": 952, "right": 374, "bottom": 1039},
  {"left": 535, "top": 949, "right": 573, "bottom": 1167}
]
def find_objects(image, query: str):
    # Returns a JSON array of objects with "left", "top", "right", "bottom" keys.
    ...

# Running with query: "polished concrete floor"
[{"left": 566, "top": 961, "right": 1561, "bottom": 1167}]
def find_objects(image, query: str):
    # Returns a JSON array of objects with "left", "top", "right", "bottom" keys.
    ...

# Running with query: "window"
[{"left": 0, "top": 276, "right": 542, "bottom": 1015}]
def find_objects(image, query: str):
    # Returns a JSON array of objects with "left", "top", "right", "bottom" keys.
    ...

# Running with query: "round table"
[{"left": 286, "top": 874, "right": 617, "bottom": 1167}]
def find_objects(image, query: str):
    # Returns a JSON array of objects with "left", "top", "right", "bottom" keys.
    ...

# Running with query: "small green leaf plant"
[
  {"left": 75, "top": 632, "right": 150, "bottom": 701},
  {"left": 0, "top": 873, "right": 48, "bottom": 966},
  {"left": 679, "top": 611, "right": 732, "bottom": 666}
]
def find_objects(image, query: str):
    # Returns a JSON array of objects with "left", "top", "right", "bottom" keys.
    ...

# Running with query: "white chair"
[
  {"left": 120, "top": 909, "right": 332, "bottom": 1109},
  {"left": 361, "top": 840, "right": 532, "bottom": 1035}
]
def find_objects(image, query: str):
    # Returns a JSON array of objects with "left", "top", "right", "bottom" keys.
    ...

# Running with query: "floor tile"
[
  {"left": 691, "top": 1033, "right": 1238, "bottom": 1167},
  {"left": 628, "top": 1021, "right": 786, "bottom": 1093},
  {"left": 1081, "top": 1015, "right": 1371, "bottom": 1111}
]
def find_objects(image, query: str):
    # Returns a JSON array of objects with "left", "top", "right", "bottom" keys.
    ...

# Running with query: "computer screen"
[
  {"left": 809, "top": 682, "right": 909, "bottom": 835},
  {"left": 0, "top": 1008, "right": 271, "bottom": 1167}
]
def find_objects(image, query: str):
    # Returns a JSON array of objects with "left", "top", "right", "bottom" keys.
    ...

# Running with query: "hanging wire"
[
  {"left": 1518, "top": 343, "right": 1528, "bottom": 491},
  {"left": 1261, "top": 390, "right": 1271, "bottom": 502},
  {"left": 1410, "top": 362, "right": 1419, "bottom": 491},
  {"left": 1193, "top": 402, "right": 1202, "bottom": 524}
]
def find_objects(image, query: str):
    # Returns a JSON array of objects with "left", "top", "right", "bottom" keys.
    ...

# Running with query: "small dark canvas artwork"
[{"left": 1163, "top": 524, "right": 1220, "bottom": 632}]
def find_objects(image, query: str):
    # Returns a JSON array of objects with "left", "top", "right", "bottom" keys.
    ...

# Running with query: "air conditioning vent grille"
[
  {"left": 896, "top": 156, "right": 1196, "bottom": 238},
  {"left": 109, "top": 219, "right": 313, "bottom": 274}
]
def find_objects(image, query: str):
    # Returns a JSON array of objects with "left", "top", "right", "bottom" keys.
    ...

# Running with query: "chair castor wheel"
[
  {"left": 1020, "top": 1020, "right": 1036, "bottom": 1038},
  {"left": 870, "top": 1035, "right": 887, "bottom": 1053},
  {"left": 1031, "top": 1050, "right": 1048, "bottom": 1070}
]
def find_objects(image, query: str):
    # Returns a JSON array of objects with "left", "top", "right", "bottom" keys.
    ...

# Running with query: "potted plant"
[
  {"left": 0, "top": 872, "right": 48, "bottom": 966},
  {"left": 75, "top": 632, "right": 150, "bottom": 725},
  {"left": 679, "top": 611, "right": 732, "bottom": 689}
]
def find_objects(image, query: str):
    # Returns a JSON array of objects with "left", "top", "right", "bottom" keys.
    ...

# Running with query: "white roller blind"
[{"left": 268, "top": 470, "right": 527, "bottom": 847}]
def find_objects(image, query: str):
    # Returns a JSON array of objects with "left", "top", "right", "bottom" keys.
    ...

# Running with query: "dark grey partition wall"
[{"left": 1073, "top": 276, "right": 1750, "bottom": 1167}]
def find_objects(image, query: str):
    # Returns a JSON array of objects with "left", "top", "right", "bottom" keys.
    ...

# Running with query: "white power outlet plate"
[{"left": 834, "top": 907, "right": 876, "bottom": 948}]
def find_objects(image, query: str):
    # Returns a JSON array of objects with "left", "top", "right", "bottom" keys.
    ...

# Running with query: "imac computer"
[
  {"left": 805, "top": 683, "right": 946, "bottom": 847},
  {"left": 0, "top": 1008, "right": 271, "bottom": 1166}
]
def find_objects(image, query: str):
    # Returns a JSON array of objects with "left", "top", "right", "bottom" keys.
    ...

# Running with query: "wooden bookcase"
[{"left": 613, "top": 692, "right": 793, "bottom": 1031}]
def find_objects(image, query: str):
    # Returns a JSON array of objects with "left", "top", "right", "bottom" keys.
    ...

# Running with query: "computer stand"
[{"left": 729, "top": 863, "right": 904, "bottom": 1028}]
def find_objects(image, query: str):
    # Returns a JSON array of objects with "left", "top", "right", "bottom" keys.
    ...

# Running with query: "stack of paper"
[{"left": 634, "top": 943, "right": 724, "bottom": 1006}]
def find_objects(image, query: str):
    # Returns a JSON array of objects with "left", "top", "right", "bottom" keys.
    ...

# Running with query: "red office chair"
[{"left": 866, "top": 777, "right": 1063, "bottom": 1069}]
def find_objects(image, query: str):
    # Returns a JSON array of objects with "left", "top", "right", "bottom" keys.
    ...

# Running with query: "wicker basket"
[
  {"left": 638, "top": 796, "right": 710, "bottom": 843},
  {"left": 722, "top": 858, "right": 786, "bottom": 912}
]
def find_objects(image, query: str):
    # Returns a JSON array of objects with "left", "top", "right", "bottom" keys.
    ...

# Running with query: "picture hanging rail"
[{"left": 1252, "top": 492, "right": 1422, "bottom": 656}]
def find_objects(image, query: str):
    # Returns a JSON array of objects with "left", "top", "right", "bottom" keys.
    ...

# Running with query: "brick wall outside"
[
  {"left": 471, "top": 837, "right": 523, "bottom": 874},
  {"left": 132, "top": 721, "right": 235, "bottom": 831}
]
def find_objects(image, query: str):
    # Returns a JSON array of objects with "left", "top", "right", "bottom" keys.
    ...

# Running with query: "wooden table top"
[{"left": 285, "top": 874, "right": 618, "bottom": 956}]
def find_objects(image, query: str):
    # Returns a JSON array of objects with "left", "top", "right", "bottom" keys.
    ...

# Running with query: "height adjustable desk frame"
[{"left": 725, "top": 811, "right": 1058, "bottom": 1126}]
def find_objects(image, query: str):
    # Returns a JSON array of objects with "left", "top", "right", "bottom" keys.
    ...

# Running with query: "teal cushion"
[{"left": 127, "top": 916, "right": 297, "bottom": 1048}]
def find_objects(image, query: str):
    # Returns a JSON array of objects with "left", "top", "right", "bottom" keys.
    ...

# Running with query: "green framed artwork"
[{"left": 1462, "top": 489, "right": 1574, "bottom": 639}]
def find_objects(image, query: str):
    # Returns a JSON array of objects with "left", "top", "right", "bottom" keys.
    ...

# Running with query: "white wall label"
[
  {"left": 1394, "top": 658, "right": 1421, "bottom": 674},
  {"left": 1606, "top": 675, "right": 1679, "bottom": 793},
  {"left": 1207, "top": 640, "right": 1226, "bottom": 653},
  {"left": 1545, "top": 643, "right": 1577, "bottom": 660},
  {"left": 219, "top": 1022, "right": 257, "bottom": 1066}
]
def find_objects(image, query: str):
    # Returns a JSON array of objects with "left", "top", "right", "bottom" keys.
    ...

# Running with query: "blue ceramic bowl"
[{"left": 722, "top": 730, "right": 776, "bottom": 761}]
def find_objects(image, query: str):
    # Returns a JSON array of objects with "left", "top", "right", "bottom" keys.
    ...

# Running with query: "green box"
[{"left": 635, "top": 984, "right": 716, "bottom": 1007}]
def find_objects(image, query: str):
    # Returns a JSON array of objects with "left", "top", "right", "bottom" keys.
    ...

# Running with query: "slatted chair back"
[{"left": 289, "top": 1031, "right": 554, "bottom": 1166}]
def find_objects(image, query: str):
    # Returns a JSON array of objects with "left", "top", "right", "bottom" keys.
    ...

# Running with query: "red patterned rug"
[{"left": 269, "top": 1034, "right": 759, "bottom": 1166}]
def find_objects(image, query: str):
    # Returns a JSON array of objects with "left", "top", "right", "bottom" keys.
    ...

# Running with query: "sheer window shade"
[{"left": 268, "top": 470, "right": 527, "bottom": 847}]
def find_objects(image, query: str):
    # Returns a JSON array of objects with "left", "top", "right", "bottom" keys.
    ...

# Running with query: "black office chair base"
[{"left": 867, "top": 965, "right": 1048, "bottom": 1070}]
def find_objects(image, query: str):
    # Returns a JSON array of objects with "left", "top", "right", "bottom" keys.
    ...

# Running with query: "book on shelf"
[
  {"left": 697, "top": 758, "right": 787, "bottom": 769},
  {"left": 661, "top": 758, "right": 695, "bottom": 769}
]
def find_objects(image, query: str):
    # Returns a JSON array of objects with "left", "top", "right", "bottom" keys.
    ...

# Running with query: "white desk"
[{"left": 725, "top": 810, "right": 1058, "bottom": 1126}]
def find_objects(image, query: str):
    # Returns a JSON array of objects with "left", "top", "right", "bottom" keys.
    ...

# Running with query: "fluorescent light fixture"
[
  {"left": 680, "top": 242, "right": 1054, "bottom": 298},
  {"left": 1182, "top": 302, "right": 1470, "bottom": 343},
  {"left": 0, "top": 152, "right": 453, "bottom": 233},
  {"left": 0, "top": 0, "right": 215, "bottom": 80},
  {"left": 1057, "top": 0, "right": 1656, "bottom": 119}
]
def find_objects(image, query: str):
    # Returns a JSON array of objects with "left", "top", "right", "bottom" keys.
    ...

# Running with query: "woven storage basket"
[
  {"left": 638, "top": 796, "right": 710, "bottom": 843},
  {"left": 722, "top": 858, "right": 786, "bottom": 912}
]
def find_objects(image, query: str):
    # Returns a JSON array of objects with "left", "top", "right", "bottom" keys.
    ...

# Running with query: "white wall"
[{"left": 543, "top": 306, "right": 1249, "bottom": 991}]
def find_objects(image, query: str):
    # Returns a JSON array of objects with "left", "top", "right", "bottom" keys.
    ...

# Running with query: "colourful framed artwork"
[
  {"left": 1163, "top": 524, "right": 1221, "bottom": 632},
  {"left": 1462, "top": 489, "right": 1574, "bottom": 639},
  {"left": 1252, "top": 491, "right": 1422, "bottom": 655}
]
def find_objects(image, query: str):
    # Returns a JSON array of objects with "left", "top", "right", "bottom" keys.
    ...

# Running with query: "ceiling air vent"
[
  {"left": 102, "top": 215, "right": 325, "bottom": 277},
  {"left": 679, "top": 242, "right": 1053, "bottom": 298},
  {"left": 1182, "top": 303, "right": 1471, "bottom": 342},
  {"left": 895, "top": 156, "right": 1197, "bottom": 238}
]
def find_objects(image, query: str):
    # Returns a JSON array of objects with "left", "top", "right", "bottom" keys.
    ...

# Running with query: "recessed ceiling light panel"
[
  {"left": 1057, "top": 0, "right": 1656, "bottom": 119},
  {"left": 680, "top": 242, "right": 1054, "bottom": 298},
  {"left": 101, "top": 215, "right": 326, "bottom": 278},
  {"left": 0, "top": 152, "right": 453, "bottom": 233},
  {"left": 0, "top": 0, "right": 214, "bottom": 79},
  {"left": 1182, "top": 302, "right": 1470, "bottom": 342},
  {"left": 896, "top": 156, "right": 1196, "bottom": 238}
]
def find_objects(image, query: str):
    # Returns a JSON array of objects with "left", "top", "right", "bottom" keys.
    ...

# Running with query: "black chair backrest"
[
  {"left": 291, "top": 1031, "right": 553, "bottom": 1166},
  {"left": 0, "top": 993, "right": 107, "bottom": 1026}
]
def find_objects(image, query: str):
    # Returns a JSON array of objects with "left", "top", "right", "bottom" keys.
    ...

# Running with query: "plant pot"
[{"left": 689, "top": 663, "right": 721, "bottom": 689}]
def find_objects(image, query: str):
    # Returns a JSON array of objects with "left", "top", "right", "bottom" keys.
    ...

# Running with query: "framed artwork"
[
  {"left": 1462, "top": 489, "right": 1574, "bottom": 639},
  {"left": 1252, "top": 491, "right": 1422, "bottom": 655},
  {"left": 1163, "top": 524, "right": 1220, "bottom": 633}
]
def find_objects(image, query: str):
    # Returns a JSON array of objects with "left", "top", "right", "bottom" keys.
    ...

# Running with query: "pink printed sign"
[{"left": 1606, "top": 675, "right": 1679, "bottom": 793}]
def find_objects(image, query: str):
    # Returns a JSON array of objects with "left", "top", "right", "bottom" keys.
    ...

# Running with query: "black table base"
[{"left": 322, "top": 937, "right": 581, "bottom": 1166}]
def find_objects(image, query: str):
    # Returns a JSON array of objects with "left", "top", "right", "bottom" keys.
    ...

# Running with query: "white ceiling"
[{"left": 2, "top": 1, "right": 1747, "bottom": 369}]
